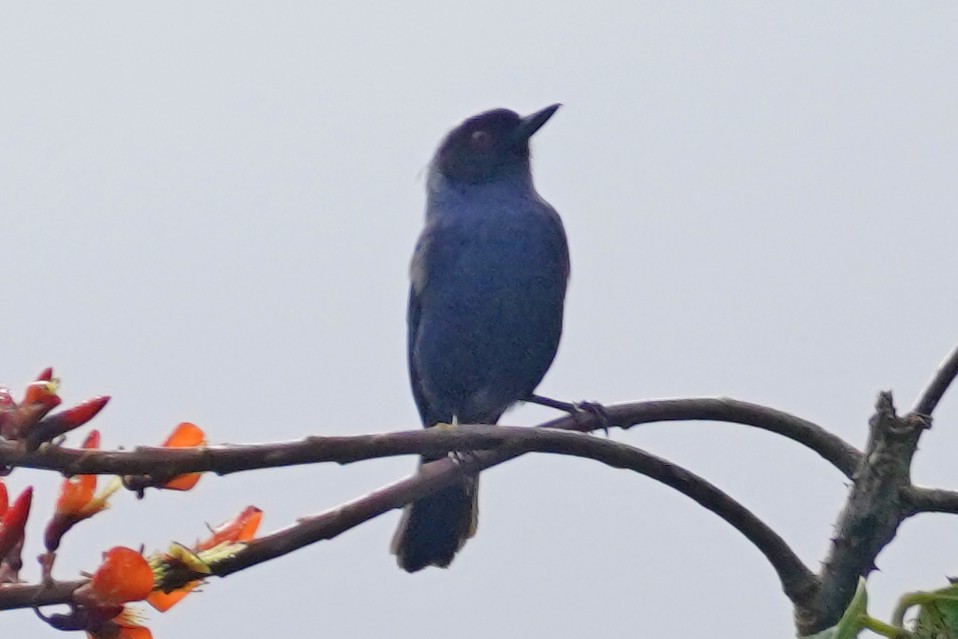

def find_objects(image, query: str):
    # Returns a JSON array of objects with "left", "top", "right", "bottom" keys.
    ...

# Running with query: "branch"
[
  {"left": 0, "top": 425, "right": 818, "bottom": 612},
  {"left": 552, "top": 398, "right": 861, "bottom": 477},
  {"left": 913, "top": 343, "right": 958, "bottom": 417},
  {"left": 798, "top": 392, "right": 928, "bottom": 635},
  {"left": 0, "top": 397, "right": 859, "bottom": 478},
  {"left": 901, "top": 486, "right": 958, "bottom": 516}
]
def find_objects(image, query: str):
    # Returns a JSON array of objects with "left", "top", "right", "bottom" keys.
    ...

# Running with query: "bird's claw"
[
  {"left": 526, "top": 394, "right": 610, "bottom": 434},
  {"left": 435, "top": 419, "right": 474, "bottom": 465},
  {"left": 572, "top": 400, "right": 611, "bottom": 436},
  {"left": 450, "top": 450, "right": 475, "bottom": 465}
]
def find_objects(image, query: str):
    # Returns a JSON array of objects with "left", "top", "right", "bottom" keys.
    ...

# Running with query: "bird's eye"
[{"left": 471, "top": 130, "right": 493, "bottom": 149}]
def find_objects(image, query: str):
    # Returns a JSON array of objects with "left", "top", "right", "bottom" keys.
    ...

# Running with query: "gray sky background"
[{"left": 3, "top": 4, "right": 958, "bottom": 637}]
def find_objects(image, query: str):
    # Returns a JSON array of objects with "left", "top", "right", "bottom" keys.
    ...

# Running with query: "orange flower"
[
  {"left": 198, "top": 505, "right": 262, "bottom": 551},
  {"left": 144, "top": 557, "right": 202, "bottom": 612},
  {"left": 75, "top": 547, "right": 155, "bottom": 609},
  {"left": 160, "top": 422, "right": 206, "bottom": 491},
  {"left": 91, "top": 547, "right": 155, "bottom": 604},
  {"left": 56, "top": 471, "right": 96, "bottom": 518},
  {"left": 86, "top": 606, "right": 153, "bottom": 639},
  {"left": 147, "top": 506, "right": 262, "bottom": 612},
  {"left": 45, "top": 430, "right": 120, "bottom": 552},
  {"left": 58, "top": 430, "right": 101, "bottom": 513}
]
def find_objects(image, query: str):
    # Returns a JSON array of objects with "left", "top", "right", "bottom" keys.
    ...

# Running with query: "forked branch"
[{"left": 0, "top": 425, "right": 818, "bottom": 613}]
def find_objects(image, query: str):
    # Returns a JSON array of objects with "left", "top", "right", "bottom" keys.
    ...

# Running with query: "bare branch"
[
  {"left": 901, "top": 486, "right": 958, "bottom": 516},
  {"left": 0, "top": 397, "right": 859, "bottom": 478},
  {"left": 0, "top": 579, "right": 81, "bottom": 610},
  {"left": 0, "top": 426, "right": 818, "bottom": 613},
  {"left": 550, "top": 398, "right": 861, "bottom": 477},
  {"left": 913, "top": 343, "right": 958, "bottom": 417}
]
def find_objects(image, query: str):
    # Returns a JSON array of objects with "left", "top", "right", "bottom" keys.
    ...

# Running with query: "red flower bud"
[{"left": 0, "top": 487, "right": 32, "bottom": 560}]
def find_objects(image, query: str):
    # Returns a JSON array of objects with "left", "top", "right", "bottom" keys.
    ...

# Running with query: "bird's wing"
[
  {"left": 407, "top": 283, "right": 433, "bottom": 426},
  {"left": 407, "top": 219, "right": 459, "bottom": 427}
]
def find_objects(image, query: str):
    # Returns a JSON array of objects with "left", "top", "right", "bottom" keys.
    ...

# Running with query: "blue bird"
[{"left": 391, "top": 105, "right": 570, "bottom": 572}]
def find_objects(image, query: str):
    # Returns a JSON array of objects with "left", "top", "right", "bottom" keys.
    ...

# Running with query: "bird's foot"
[
  {"left": 450, "top": 450, "right": 478, "bottom": 467},
  {"left": 435, "top": 418, "right": 475, "bottom": 465},
  {"left": 573, "top": 401, "right": 611, "bottom": 436},
  {"left": 526, "top": 394, "right": 611, "bottom": 435}
]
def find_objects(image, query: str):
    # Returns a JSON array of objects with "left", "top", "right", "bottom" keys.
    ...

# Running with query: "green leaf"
[
  {"left": 800, "top": 578, "right": 868, "bottom": 639},
  {"left": 912, "top": 584, "right": 958, "bottom": 639}
]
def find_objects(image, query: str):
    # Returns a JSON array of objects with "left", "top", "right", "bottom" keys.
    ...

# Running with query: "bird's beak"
[{"left": 514, "top": 104, "right": 561, "bottom": 142}]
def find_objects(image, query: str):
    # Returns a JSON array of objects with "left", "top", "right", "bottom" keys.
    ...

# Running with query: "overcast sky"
[{"left": 3, "top": 3, "right": 958, "bottom": 638}]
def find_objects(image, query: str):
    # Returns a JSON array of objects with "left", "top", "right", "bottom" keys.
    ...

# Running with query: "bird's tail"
[{"left": 391, "top": 458, "right": 478, "bottom": 572}]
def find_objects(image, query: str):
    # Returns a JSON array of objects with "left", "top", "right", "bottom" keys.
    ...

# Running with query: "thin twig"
[
  {"left": 0, "top": 426, "right": 818, "bottom": 612},
  {"left": 913, "top": 343, "right": 958, "bottom": 417},
  {"left": 550, "top": 398, "right": 861, "bottom": 477}
]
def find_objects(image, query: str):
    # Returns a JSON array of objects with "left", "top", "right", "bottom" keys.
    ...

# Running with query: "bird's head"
[{"left": 434, "top": 104, "right": 560, "bottom": 184}]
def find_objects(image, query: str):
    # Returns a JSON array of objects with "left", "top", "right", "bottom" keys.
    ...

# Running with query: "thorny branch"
[
  {"left": 795, "top": 341, "right": 958, "bottom": 635},
  {"left": 797, "top": 393, "right": 928, "bottom": 634}
]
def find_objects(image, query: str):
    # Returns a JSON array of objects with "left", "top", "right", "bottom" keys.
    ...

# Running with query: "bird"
[{"left": 391, "top": 104, "right": 570, "bottom": 572}]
